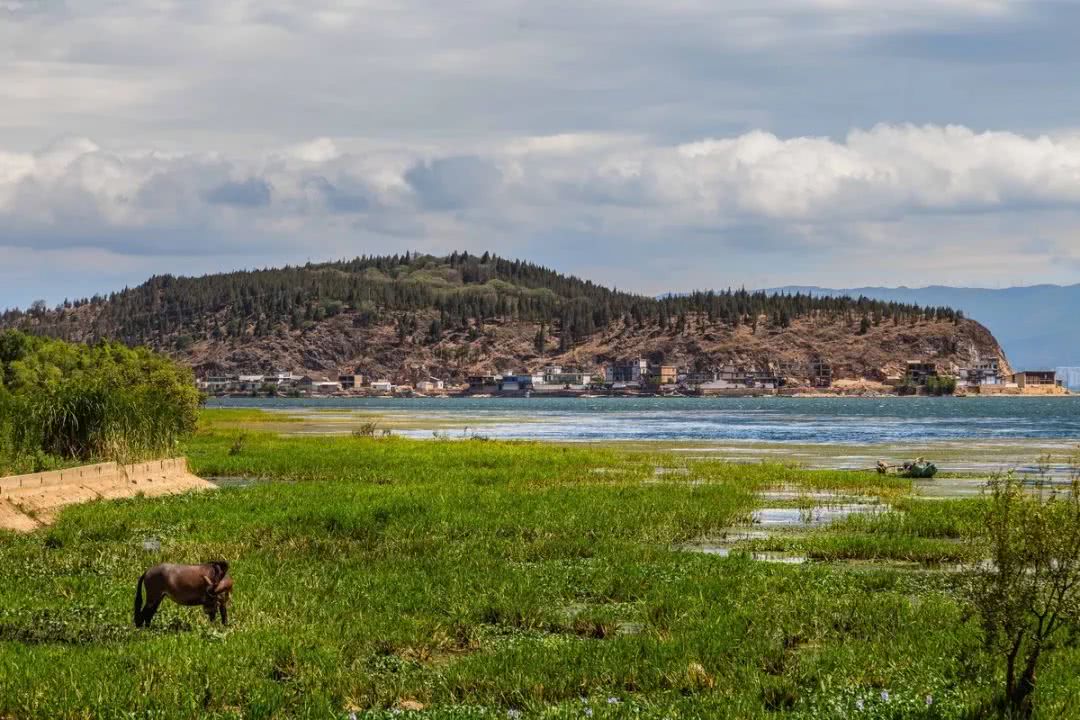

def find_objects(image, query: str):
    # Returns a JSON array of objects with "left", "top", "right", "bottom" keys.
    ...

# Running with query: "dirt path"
[{"left": 0, "top": 458, "right": 212, "bottom": 532}]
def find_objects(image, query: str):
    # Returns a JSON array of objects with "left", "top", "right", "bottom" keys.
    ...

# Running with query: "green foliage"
[
  {"left": 1, "top": 252, "right": 964, "bottom": 351},
  {"left": 0, "top": 430, "right": 1036, "bottom": 718},
  {"left": 971, "top": 464, "right": 1080, "bottom": 718},
  {"left": 0, "top": 330, "right": 200, "bottom": 474},
  {"left": 926, "top": 376, "right": 957, "bottom": 396}
]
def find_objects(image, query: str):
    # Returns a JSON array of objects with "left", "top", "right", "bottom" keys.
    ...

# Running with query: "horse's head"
[{"left": 202, "top": 573, "right": 233, "bottom": 601}]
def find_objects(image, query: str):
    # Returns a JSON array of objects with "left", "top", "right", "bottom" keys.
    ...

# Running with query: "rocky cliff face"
[{"left": 150, "top": 310, "right": 1009, "bottom": 385}]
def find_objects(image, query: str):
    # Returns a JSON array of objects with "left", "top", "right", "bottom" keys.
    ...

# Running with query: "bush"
[
  {"left": 0, "top": 330, "right": 200, "bottom": 473},
  {"left": 926, "top": 375, "right": 957, "bottom": 396}
]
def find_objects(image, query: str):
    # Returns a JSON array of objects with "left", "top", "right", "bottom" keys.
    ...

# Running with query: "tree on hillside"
[
  {"left": 0, "top": 252, "right": 965, "bottom": 351},
  {"left": 534, "top": 324, "right": 547, "bottom": 356},
  {"left": 971, "top": 462, "right": 1080, "bottom": 719}
]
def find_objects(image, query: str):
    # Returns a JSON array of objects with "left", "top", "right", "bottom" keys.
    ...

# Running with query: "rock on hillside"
[{"left": 160, "top": 310, "right": 1008, "bottom": 385}]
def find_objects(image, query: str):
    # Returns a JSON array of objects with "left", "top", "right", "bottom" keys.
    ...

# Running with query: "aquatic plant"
[{"left": 3, "top": 414, "right": 1076, "bottom": 719}]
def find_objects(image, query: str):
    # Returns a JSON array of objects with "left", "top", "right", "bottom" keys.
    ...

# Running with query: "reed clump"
[{"left": 0, "top": 330, "right": 200, "bottom": 474}]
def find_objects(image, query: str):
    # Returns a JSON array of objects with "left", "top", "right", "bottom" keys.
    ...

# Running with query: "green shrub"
[
  {"left": 926, "top": 375, "right": 957, "bottom": 396},
  {"left": 0, "top": 330, "right": 200, "bottom": 473}
]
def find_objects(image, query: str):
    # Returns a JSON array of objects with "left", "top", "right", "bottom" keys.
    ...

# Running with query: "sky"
[{"left": 3, "top": 0, "right": 1080, "bottom": 308}]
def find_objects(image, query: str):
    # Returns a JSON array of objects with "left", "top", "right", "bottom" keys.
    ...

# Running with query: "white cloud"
[
  {"left": 0, "top": 0, "right": 1056, "bottom": 153},
  {"left": 4, "top": 124, "right": 1080, "bottom": 227},
  {"left": 3, "top": 1, "right": 1079, "bottom": 302},
  {"left": 2, "top": 124, "right": 1080, "bottom": 280}
]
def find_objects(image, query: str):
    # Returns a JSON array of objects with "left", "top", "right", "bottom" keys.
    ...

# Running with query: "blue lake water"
[{"left": 206, "top": 396, "right": 1080, "bottom": 445}]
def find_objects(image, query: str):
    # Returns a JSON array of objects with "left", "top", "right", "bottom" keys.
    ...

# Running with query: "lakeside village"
[{"left": 197, "top": 356, "right": 1070, "bottom": 399}]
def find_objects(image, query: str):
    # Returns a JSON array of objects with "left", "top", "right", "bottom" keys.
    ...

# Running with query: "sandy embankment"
[{"left": 0, "top": 458, "right": 211, "bottom": 532}]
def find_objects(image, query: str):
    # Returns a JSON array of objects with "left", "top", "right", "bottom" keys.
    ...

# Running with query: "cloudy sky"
[{"left": 3, "top": 0, "right": 1080, "bottom": 307}]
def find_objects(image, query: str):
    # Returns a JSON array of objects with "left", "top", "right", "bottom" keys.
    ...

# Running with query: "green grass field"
[{"left": 1, "top": 412, "right": 1078, "bottom": 719}]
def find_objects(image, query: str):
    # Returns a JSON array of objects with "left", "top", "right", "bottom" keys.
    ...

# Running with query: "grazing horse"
[{"left": 134, "top": 561, "right": 233, "bottom": 627}]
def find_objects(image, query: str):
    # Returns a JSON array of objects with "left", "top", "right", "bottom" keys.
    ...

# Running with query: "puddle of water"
[
  {"left": 718, "top": 528, "right": 774, "bottom": 542},
  {"left": 653, "top": 467, "right": 690, "bottom": 476},
  {"left": 686, "top": 545, "right": 808, "bottom": 564},
  {"left": 757, "top": 489, "right": 871, "bottom": 503},
  {"left": 207, "top": 476, "right": 260, "bottom": 488},
  {"left": 751, "top": 504, "right": 888, "bottom": 527}
]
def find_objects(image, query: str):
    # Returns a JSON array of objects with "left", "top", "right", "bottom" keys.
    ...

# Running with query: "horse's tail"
[{"left": 133, "top": 573, "right": 145, "bottom": 626}]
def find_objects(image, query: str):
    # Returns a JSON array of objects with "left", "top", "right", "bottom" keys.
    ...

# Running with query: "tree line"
[{"left": 1, "top": 251, "right": 964, "bottom": 351}]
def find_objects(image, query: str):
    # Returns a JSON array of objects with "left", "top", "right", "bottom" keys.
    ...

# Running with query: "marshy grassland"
[{"left": 1, "top": 410, "right": 1078, "bottom": 719}]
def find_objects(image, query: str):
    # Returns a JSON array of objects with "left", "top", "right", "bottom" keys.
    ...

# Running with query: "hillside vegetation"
[{"left": 1, "top": 253, "right": 1006, "bottom": 381}]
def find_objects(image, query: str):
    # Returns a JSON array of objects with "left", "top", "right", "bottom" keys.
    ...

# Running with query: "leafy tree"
[
  {"left": 971, "top": 464, "right": 1080, "bottom": 719},
  {"left": 534, "top": 324, "right": 547, "bottom": 356}
]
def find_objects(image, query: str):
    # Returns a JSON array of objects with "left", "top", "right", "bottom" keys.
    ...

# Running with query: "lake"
[{"left": 206, "top": 396, "right": 1080, "bottom": 445}]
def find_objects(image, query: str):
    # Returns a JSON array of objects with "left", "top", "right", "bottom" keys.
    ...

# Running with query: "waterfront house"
[
  {"left": 498, "top": 374, "right": 533, "bottom": 392},
  {"left": 467, "top": 375, "right": 501, "bottom": 393},
  {"left": 298, "top": 376, "right": 342, "bottom": 393},
  {"left": 958, "top": 359, "right": 1003, "bottom": 387},
  {"left": 542, "top": 367, "right": 591, "bottom": 387},
  {"left": 416, "top": 377, "right": 445, "bottom": 393},
  {"left": 605, "top": 358, "right": 649, "bottom": 385},
  {"left": 1011, "top": 370, "right": 1058, "bottom": 388},
  {"left": 370, "top": 380, "right": 393, "bottom": 393},
  {"left": 237, "top": 374, "right": 266, "bottom": 391},
  {"left": 650, "top": 365, "right": 678, "bottom": 386},
  {"left": 906, "top": 361, "right": 938, "bottom": 385},
  {"left": 269, "top": 371, "right": 301, "bottom": 386},
  {"left": 338, "top": 374, "right": 364, "bottom": 389},
  {"left": 200, "top": 374, "right": 239, "bottom": 393}
]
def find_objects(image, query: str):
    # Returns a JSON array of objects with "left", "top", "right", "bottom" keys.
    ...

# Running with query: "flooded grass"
[{"left": 0, "top": 414, "right": 1076, "bottom": 718}]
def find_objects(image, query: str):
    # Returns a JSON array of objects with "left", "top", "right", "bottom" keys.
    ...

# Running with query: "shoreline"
[{"left": 204, "top": 388, "right": 1074, "bottom": 400}]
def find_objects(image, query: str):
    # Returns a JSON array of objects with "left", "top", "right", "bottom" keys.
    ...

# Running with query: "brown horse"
[{"left": 134, "top": 561, "right": 233, "bottom": 627}]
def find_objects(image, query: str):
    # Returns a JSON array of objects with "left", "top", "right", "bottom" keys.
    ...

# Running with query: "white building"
[
  {"left": 237, "top": 374, "right": 266, "bottom": 391},
  {"left": 416, "top": 378, "right": 445, "bottom": 393},
  {"left": 370, "top": 380, "right": 393, "bottom": 393}
]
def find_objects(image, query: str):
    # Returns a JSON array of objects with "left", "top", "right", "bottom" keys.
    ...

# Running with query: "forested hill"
[{"left": 0, "top": 252, "right": 1006, "bottom": 383}]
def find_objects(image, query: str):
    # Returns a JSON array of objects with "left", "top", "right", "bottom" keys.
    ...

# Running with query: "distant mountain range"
[{"left": 767, "top": 284, "right": 1080, "bottom": 372}]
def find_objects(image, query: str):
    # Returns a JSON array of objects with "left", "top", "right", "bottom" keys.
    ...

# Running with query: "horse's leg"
[
  {"left": 141, "top": 597, "right": 162, "bottom": 627},
  {"left": 219, "top": 604, "right": 228, "bottom": 626}
]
